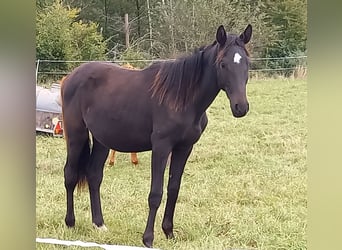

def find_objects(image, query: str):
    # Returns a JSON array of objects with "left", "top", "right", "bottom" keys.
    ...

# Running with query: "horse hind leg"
[
  {"left": 108, "top": 150, "right": 116, "bottom": 166},
  {"left": 131, "top": 152, "right": 138, "bottom": 165},
  {"left": 64, "top": 132, "right": 90, "bottom": 227},
  {"left": 86, "top": 137, "right": 109, "bottom": 229},
  {"left": 108, "top": 151, "right": 139, "bottom": 166}
]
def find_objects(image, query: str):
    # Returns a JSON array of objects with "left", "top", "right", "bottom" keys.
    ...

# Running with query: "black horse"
[{"left": 61, "top": 24, "right": 252, "bottom": 248}]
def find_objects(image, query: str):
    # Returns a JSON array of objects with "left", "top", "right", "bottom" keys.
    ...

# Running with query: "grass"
[{"left": 36, "top": 78, "right": 307, "bottom": 250}]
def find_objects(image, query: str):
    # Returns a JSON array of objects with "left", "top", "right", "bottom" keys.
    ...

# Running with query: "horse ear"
[
  {"left": 239, "top": 24, "right": 252, "bottom": 44},
  {"left": 216, "top": 25, "right": 227, "bottom": 46}
]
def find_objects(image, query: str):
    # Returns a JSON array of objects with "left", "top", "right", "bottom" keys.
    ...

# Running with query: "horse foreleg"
[
  {"left": 162, "top": 145, "right": 193, "bottom": 239},
  {"left": 142, "top": 143, "right": 171, "bottom": 248},
  {"left": 108, "top": 150, "right": 116, "bottom": 166},
  {"left": 131, "top": 152, "right": 139, "bottom": 165},
  {"left": 86, "top": 138, "right": 109, "bottom": 228}
]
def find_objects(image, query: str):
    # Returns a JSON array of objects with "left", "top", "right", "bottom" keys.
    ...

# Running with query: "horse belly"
[
  {"left": 105, "top": 131, "right": 152, "bottom": 152},
  {"left": 87, "top": 115, "right": 153, "bottom": 153}
]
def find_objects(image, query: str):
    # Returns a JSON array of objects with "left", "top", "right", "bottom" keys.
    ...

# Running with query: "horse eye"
[{"left": 220, "top": 62, "right": 226, "bottom": 69}]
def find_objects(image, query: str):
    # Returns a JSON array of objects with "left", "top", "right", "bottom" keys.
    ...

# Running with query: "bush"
[
  {"left": 36, "top": 0, "right": 107, "bottom": 74},
  {"left": 118, "top": 48, "right": 152, "bottom": 69}
]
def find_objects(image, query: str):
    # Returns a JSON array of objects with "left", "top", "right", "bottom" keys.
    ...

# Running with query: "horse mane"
[
  {"left": 150, "top": 35, "right": 249, "bottom": 112},
  {"left": 150, "top": 49, "right": 205, "bottom": 111}
]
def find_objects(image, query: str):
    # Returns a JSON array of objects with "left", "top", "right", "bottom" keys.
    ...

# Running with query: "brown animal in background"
[{"left": 108, "top": 151, "right": 138, "bottom": 166}]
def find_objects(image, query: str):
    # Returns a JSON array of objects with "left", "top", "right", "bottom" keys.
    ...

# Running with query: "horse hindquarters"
[{"left": 62, "top": 75, "right": 93, "bottom": 228}]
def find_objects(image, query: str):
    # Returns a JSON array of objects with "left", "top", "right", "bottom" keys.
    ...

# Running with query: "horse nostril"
[
  {"left": 235, "top": 103, "right": 239, "bottom": 111},
  {"left": 234, "top": 103, "right": 248, "bottom": 115}
]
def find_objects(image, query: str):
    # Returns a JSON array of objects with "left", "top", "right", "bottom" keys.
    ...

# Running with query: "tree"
[
  {"left": 262, "top": 0, "right": 307, "bottom": 70},
  {"left": 36, "top": 0, "right": 307, "bottom": 65},
  {"left": 151, "top": 0, "right": 275, "bottom": 58},
  {"left": 36, "top": 0, "right": 107, "bottom": 72},
  {"left": 63, "top": 0, "right": 143, "bottom": 58}
]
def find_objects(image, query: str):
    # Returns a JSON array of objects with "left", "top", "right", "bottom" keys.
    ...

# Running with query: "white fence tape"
[
  {"left": 36, "top": 238, "right": 159, "bottom": 250},
  {"left": 35, "top": 55, "right": 307, "bottom": 64},
  {"left": 35, "top": 55, "right": 308, "bottom": 77}
]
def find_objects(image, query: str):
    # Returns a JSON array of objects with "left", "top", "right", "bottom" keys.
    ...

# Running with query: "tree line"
[{"left": 36, "top": 0, "right": 307, "bottom": 70}]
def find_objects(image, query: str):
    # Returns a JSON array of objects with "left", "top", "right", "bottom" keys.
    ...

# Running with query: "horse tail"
[
  {"left": 61, "top": 72, "right": 90, "bottom": 193},
  {"left": 77, "top": 177, "right": 88, "bottom": 192},
  {"left": 58, "top": 75, "right": 68, "bottom": 107},
  {"left": 76, "top": 137, "right": 91, "bottom": 193}
]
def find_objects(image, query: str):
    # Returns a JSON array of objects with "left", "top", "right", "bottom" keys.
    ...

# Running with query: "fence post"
[
  {"left": 124, "top": 13, "right": 130, "bottom": 48},
  {"left": 36, "top": 59, "right": 40, "bottom": 85}
]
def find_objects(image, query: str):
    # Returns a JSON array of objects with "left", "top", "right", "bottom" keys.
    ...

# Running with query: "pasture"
[{"left": 36, "top": 78, "right": 307, "bottom": 250}]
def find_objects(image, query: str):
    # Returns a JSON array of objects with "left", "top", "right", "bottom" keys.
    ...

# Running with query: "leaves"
[
  {"left": 36, "top": 0, "right": 307, "bottom": 61},
  {"left": 36, "top": 0, "right": 107, "bottom": 72}
]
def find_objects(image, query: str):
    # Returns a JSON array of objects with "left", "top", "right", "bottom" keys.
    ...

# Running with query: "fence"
[{"left": 36, "top": 55, "right": 307, "bottom": 85}]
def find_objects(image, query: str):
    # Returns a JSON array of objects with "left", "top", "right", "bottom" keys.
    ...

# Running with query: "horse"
[
  {"left": 108, "top": 150, "right": 138, "bottom": 166},
  {"left": 61, "top": 24, "right": 252, "bottom": 248}
]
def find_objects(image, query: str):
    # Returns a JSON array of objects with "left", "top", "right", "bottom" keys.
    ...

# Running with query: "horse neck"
[{"left": 192, "top": 52, "right": 220, "bottom": 118}]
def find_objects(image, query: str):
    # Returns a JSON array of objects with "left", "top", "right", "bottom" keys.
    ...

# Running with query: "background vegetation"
[
  {"left": 36, "top": 0, "right": 307, "bottom": 70},
  {"left": 36, "top": 79, "right": 307, "bottom": 249}
]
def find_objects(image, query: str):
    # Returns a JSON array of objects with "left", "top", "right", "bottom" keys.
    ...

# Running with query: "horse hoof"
[
  {"left": 93, "top": 223, "right": 108, "bottom": 231},
  {"left": 163, "top": 228, "right": 174, "bottom": 239},
  {"left": 65, "top": 217, "right": 75, "bottom": 227},
  {"left": 165, "top": 232, "right": 174, "bottom": 239},
  {"left": 142, "top": 234, "right": 153, "bottom": 248},
  {"left": 162, "top": 221, "right": 174, "bottom": 239},
  {"left": 132, "top": 160, "right": 139, "bottom": 165},
  {"left": 142, "top": 240, "right": 153, "bottom": 248}
]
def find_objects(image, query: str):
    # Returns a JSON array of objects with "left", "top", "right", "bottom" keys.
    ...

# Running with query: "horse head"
[{"left": 215, "top": 24, "right": 252, "bottom": 118}]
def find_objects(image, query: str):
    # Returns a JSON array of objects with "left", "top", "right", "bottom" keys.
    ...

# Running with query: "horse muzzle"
[{"left": 231, "top": 102, "right": 249, "bottom": 118}]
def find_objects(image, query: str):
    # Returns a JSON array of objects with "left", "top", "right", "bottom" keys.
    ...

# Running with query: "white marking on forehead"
[{"left": 233, "top": 52, "right": 242, "bottom": 64}]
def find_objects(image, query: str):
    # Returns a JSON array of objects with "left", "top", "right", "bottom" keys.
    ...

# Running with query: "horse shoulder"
[
  {"left": 171, "top": 112, "right": 206, "bottom": 145},
  {"left": 199, "top": 113, "right": 208, "bottom": 132}
]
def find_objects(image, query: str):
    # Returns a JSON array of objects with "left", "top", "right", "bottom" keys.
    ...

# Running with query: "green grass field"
[{"left": 36, "top": 79, "right": 307, "bottom": 250}]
